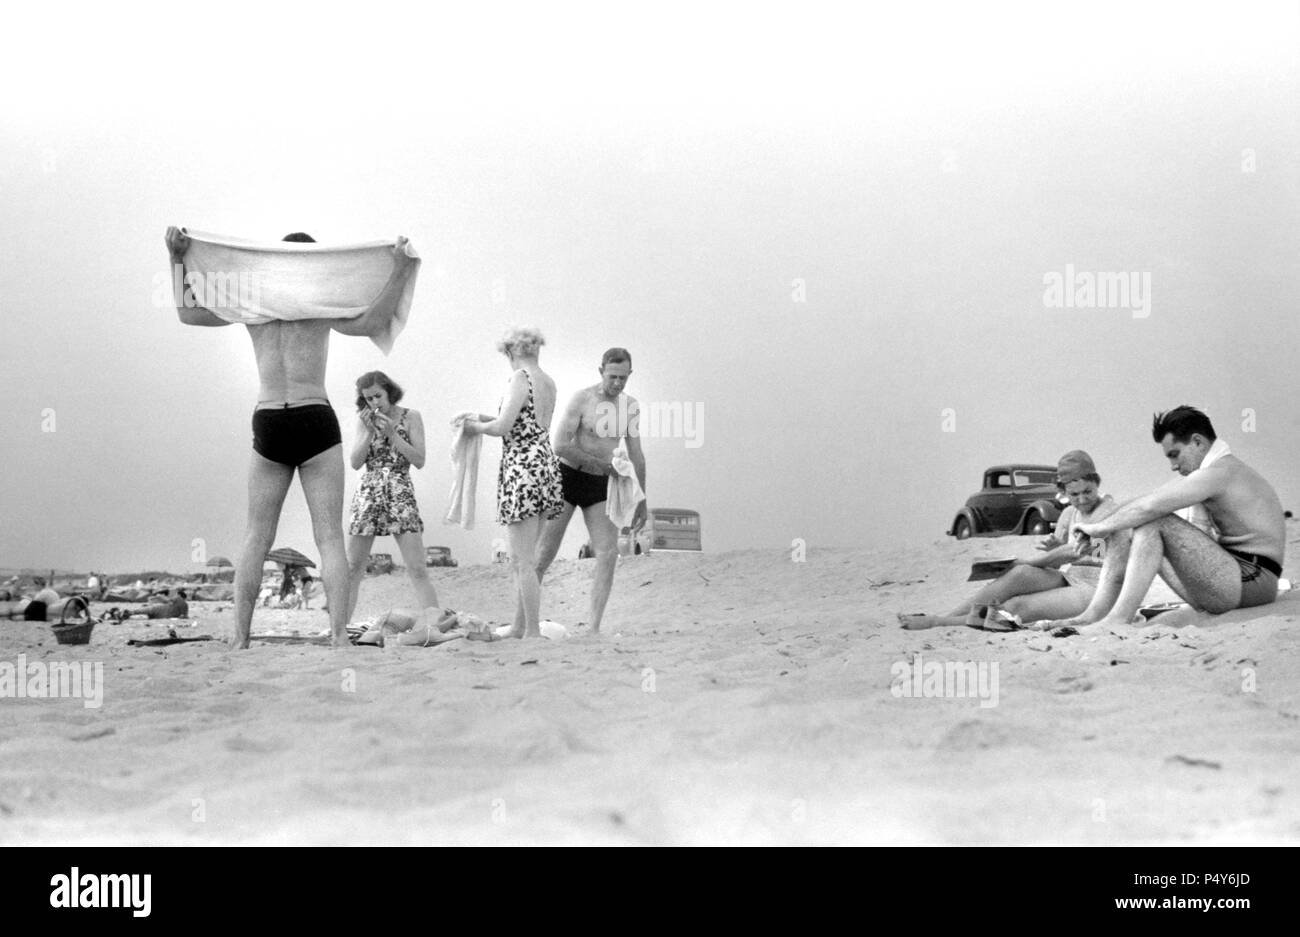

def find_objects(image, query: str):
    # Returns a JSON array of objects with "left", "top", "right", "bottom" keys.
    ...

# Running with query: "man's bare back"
[
  {"left": 247, "top": 319, "right": 332, "bottom": 407},
  {"left": 1196, "top": 456, "right": 1285, "bottom": 561}
]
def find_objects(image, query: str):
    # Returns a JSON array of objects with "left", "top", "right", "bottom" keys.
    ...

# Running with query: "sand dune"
[{"left": 1, "top": 536, "right": 1297, "bottom": 845}]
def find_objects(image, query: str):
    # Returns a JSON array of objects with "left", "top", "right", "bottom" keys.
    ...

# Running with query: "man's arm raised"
[
  {"left": 1081, "top": 471, "right": 1224, "bottom": 539},
  {"left": 166, "top": 226, "right": 229, "bottom": 327},
  {"left": 330, "top": 237, "right": 419, "bottom": 338}
]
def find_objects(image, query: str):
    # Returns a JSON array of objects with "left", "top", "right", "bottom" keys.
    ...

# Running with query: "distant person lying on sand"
[
  {"left": 353, "top": 607, "right": 463, "bottom": 647},
  {"left": 899, "top": 451, "right": 1127, "bottom": 630},
  {"left": 114, "top": 590, "right": 189, "bottom": 621},
  {"left": 1032, "top": 406, "right": 1286, "bottom": 630},
  {"left": 14, "top": 578, "right": 67, "bottom": 621}
]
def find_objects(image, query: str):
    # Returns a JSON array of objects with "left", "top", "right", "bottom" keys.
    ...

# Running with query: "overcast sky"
[{"left": 2, "top": 1, "right": 1297, "bottom": 574}]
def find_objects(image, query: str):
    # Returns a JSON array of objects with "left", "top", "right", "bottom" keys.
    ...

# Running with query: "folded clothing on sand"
[{"left": 179, "top": 228, "right": 420, "bottom": 354}]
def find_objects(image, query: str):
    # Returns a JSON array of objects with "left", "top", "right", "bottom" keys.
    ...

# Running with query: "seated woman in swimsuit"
[{"left": 898, "top": 450, "right": 1130, "bottom": 630}]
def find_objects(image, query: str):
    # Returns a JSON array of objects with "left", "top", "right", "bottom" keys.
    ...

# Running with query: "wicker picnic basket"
[{"left": 51, "top": 596, "right": 95, "bottom": 645}]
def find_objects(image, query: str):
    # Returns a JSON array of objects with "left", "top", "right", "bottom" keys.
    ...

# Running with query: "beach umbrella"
[
  {"left": 205, "top": 556, "right": 233, "bottom": 568},
  {"left": 265, "top": 547, "right": 315, "bottom": 568}
]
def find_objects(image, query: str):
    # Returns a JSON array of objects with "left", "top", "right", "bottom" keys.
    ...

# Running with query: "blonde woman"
[{"left": 460, "top": 327, "right": 563, "bottom": 639}]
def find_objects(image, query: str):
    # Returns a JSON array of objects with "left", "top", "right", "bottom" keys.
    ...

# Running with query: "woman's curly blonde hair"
[{"left": 496, "top": 326, "right": 546, "bottom": 359}]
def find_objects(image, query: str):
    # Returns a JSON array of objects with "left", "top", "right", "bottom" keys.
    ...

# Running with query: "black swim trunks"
[
  {"left": 560, "top": 462, "right": 607, "bottom": 508},
  {"left": 252, "top": 404, "right": 342, "bottom": 467},
  {"left": 1224, "top": 548, "right": 1282, "bottom": 609}
]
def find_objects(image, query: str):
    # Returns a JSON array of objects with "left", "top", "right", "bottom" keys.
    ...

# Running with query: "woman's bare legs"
[
  {"left": 1004, "top": 583, "right": 1093, "bottom": 623},
  {"left": 393, "top": 531, "right": 440, "bottom": 609},
  {"left": 501, "top": 515, "right": 544, "bottom": 638},
  {"left": 344, "top": 533, "right": 375, "bottom": 623},
  {"left": 899, "top": 564, "right": 1069, "bottom": 630}
]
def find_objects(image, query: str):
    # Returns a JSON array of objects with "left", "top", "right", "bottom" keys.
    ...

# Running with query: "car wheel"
[
  {"left": 1023, "top": 511, "right": 1050, "bottom": 536},
  {"left": 954, "top": 517, "right": 973, "bottom": 540}
]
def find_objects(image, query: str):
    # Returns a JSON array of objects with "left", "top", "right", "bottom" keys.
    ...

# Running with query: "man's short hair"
[
  {"left": 282, "top": 232, "right": 316, "bottom": 243},
  {"left": 1152, "top": 406, "right": 1216, "bottom": 444},
  {"left": 354, "top": 371, "right": 404, "bottom": 409},
  {"left": 601, "top": 347, "right": 632, "bottom": 370}
]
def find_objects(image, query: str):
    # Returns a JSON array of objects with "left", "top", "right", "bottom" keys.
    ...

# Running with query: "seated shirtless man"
[
  {"left": 899, "top": 450, "right": 1127, "bottom": 629},
  {"left": 165, "top": 227, "right": 418, "bottom": 648},
  {"left": 1036, "top": 406, "right": 1285, "bottom": 630}
]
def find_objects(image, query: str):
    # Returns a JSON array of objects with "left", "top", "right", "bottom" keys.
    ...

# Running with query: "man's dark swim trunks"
[
  {"left": 560, "top": 462, "right": 607, "bottom": 508},
  {"left": 252, "top": 404, "right": 342, "bottom": 467},
  {"left": 1224, "top": 548, "right": 1282, "bottom": 609}
]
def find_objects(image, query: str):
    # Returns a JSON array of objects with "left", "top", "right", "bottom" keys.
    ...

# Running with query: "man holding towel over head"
[
  {"left": 1036, "top": 406, "right": 1285, "bottom": 631},
  {"left": 525, "top": 347, "right": 647, "bottom": 634},
  {"left": 165, "top": 226, "right": 419, "bottom": 649}
]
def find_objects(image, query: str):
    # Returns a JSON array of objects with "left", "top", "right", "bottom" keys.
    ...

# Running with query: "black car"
[{"left": 947, "top": 464, "right": 1063, "bottom": 539}]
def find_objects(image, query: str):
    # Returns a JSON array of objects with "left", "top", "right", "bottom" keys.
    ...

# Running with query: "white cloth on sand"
[
  {"left": 178, "top": 228, "right": 419, "bottom": 354},
  {"left": 445, "top": 413, "right": 482, "bottom": 529},
  {"left": 1178, "top": 438, "right": 1231, "bottom": 538},
  {"left": 605, "top": 441, "right": 644, "bottom": 529}
]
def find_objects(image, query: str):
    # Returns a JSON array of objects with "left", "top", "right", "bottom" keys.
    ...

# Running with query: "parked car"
[
  {"left": 648, "top": 507, "right": 701, "bottom": 551},
  {"left": 578, "top": 508, "right": 699, "bottom": 558},
  {"left": 425, "top": 546, "right": 458, "bottom": 567},
  {"left": 579, "top": 527, "right": 652, "bottom": 558},
  {"left": 366, "top": 553, "right": 394, "bottom": 574},
  {"left": 947, "top": 465, "right": 1063, "bottom": 539}
]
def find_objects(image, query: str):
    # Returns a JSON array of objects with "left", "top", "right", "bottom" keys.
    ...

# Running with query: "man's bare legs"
[
  {"left": 502, "top": 515, "right": 545, "bottom": 639},
  {"left": 1093, "top": 515, "right": 1241, "bottom": 626},
  {"left": 511, "top": 503, "right": 574, "bottom": 634},
  {"left": 298, "top": 445, "right": 351, "bottom": 647},
  {"left": 393, "top": 531, "right": 440, "bottom": 610},
  {"left": 344, "top": 533, "right": 375, "bottom": 623},
  {"left": 232, "top": 453, "right": 294, "bottom": 650},
  {"left": 898, "top": 565, "right": 1068, "bottom": 630},
  {"left": 582, "top": 504, "right": 619, "bottom": 633}
]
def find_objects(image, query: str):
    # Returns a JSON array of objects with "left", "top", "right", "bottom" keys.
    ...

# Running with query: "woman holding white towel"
[{"left": 459, "top": 327, "right": 564, "bottom": 639}]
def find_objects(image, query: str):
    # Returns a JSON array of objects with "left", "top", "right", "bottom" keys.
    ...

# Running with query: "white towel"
[
  {"left": 1179, "top": 438, "right": 1231, "bottom": 537},
  {"left": 445, "top": 413, "right": 482, "bottom": 529},
  {"left": 605, "top": 441, "right": 644, "bottom": 529},
  {"left": 179, "top": 228, "right": 419, "bottom": 354}
]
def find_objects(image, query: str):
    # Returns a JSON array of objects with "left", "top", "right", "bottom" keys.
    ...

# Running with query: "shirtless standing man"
[
  {"left": 524, "top": 348, "right": 647, "bottom": 634},
  {"left": 165, "top": 227, "right": 418, "bottom": 648},
  {"left": 1042, "top": 406, "right": 1285, "bottom": 630}
]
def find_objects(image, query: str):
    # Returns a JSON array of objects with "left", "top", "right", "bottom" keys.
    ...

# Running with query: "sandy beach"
[{"left": 2, "top": 531, "right": 1297, "bottom": 846}]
